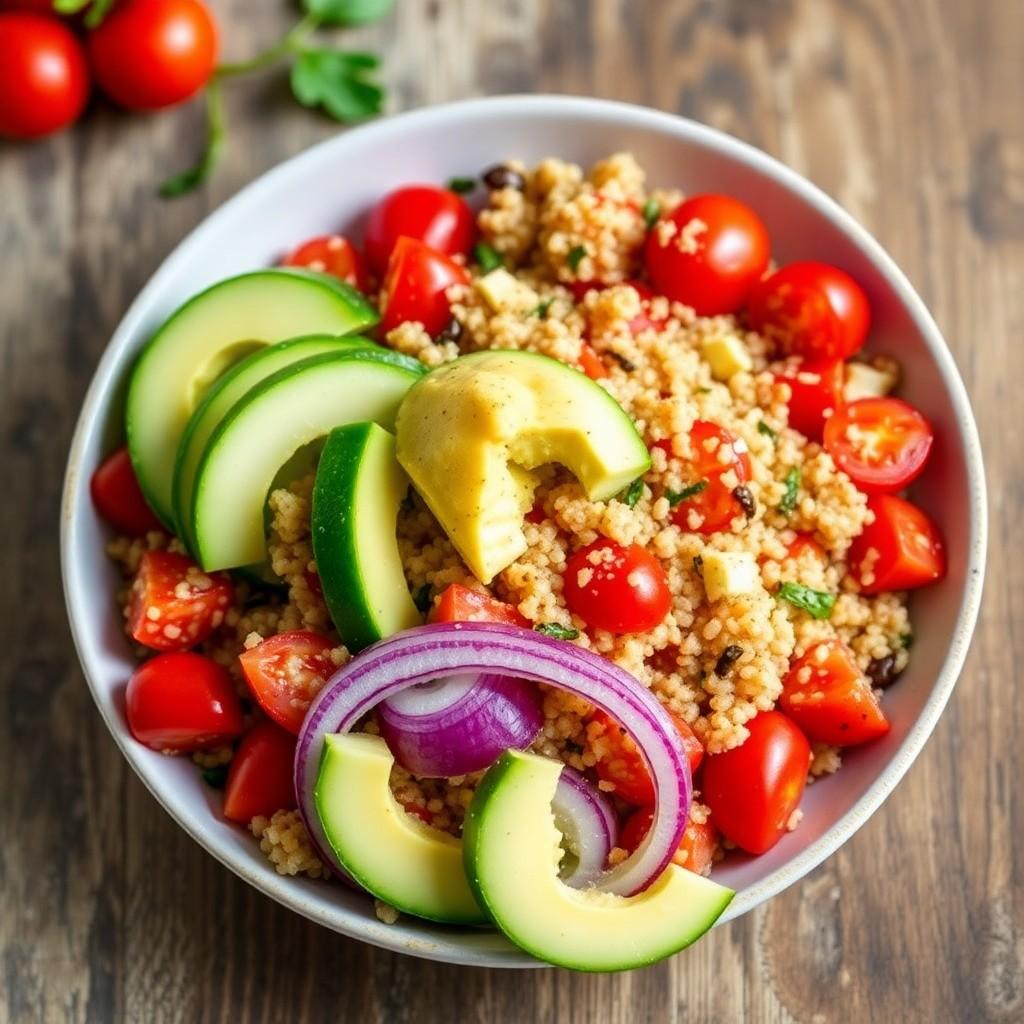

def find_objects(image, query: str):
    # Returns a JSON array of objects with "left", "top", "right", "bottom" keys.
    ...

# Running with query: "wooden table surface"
[{"left": 2, "top": 0, "right": 1020, "bottom": 1020}]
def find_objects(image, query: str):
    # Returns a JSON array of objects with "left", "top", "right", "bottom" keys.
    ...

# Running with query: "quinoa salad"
[{"left": 92, "top": 151, "right": 945, "bottom": 971}]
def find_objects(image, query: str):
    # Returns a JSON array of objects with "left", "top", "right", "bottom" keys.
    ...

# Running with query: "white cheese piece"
[
  {"left": 702, "top": 550, "right": 760, "bottom": 602},
  {"left": 843, "top": 362, "right": 897, "bottom": 402},
  {"left": 475, "top": 268, "right": 539, "bottom": 315}
]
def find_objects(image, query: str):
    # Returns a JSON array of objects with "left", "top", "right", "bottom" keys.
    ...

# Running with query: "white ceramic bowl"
[{"left": 61, "top": 96, "right": 986, "bottom": 969}]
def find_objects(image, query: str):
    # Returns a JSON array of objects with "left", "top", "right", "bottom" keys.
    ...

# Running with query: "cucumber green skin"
[
  {"left": 311, "top": 424, "right": 423, "bottom": 652},
  {"left": 189, "top": 348, "right": 426, "bottom": 571},
  {"left": 126, "top": 268, "right": 379, "bottom": 526}
]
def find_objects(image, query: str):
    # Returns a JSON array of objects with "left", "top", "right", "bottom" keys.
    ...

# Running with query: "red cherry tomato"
[
  {"left": 643, "top": 194, "right": 770, "bottom": 316},
  {"left": 281, "top": 234, "right": 369, "bottom": 292},
  {"left": 848, "top": 494, "right": 945, "bottom": 594},
  {"left": 749, "top": 261, "right": 870, "bottom": 361},
  {"left": 564, "top": 539, "right": 671, "bottom": 634},
  {"left": 86, "top": 0, "right": 217, "bottom": 111},
  {"left": 590, "top": 709, "right": 702, "bottom": 806},
  {"left": 0, "top": 13, "right": 89, "bottom": 139},
  {"left": 775, "top": 357, "right": 844, "bottom": 441},
  {"left": 578, "top": 342, "right": 609, "bottom": 380},
  {"left": 823, "top": 397, "right": 934, "bottom": 493},
  {"left": 624, "top": 279, "right": 669, "bottom": 334},
  {"left": 128, "top": 550, "right": 233, "bottom": 652},
  {"left": 0, "top": 0, "right": 62, "bottom": 9},
  {"left": 781, "top": 640, "right": 890, "bottom": 746},
  {"left": 222, "top": 721, "right": 298, "bottom": 822},
  {"left": 620, "top": 807, "right": 719, "bottom": 874},
  {"left": 364, "top": 185, "right": 475, "bottom": 277},
  {"left": 126, "top": 651, "right": 243, "bottom": 752},
  {"left": 787, "top": 532, "right": 826, "bottom": 562},
  {"left": 380, "top": 236, "right": 469, "bottom": 337},
  {"left": 238, "top": 630, "right": 336, "bottom": 735},
  {"left": 429, "top": 583, "right": 528, "bottom": 626},
  {"left": 90, "top": 446, "right": 164, "bottom": 537},
  {"left": 702, "top": 710, "right": 810, "bottom": 855}
]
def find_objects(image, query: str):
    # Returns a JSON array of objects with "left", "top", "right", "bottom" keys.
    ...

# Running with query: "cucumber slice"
[
  {"left": 127, "top": 269, "right": 378, "bottom": 525},
  {"left": 312, "top": 423, "right": 422, "bottom": 652},
  {"left": 190, "top": 349, "right": 425, "bottom": 572}
]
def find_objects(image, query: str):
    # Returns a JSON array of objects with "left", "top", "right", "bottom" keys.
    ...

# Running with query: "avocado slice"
[
  {"left": 395, "top": 350, "right": 651, "bottom": 583},
  {"left": 463, "top": 750, "right": 734, "bottom": 971},
  {"left": 190, "top": 349, "right": 425, "bottom": 572},
  {"left": 312, "top": 423, "right": 422, "bottom": 652},
  {"left": 127, "top": 269, "right": 379, "bottom": 525},
  {"left": 315, "top": 733, "right": 488, "bottom": 925}
]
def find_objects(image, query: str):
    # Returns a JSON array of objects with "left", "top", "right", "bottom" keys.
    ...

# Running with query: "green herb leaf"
[
  {"left": 413, "top": 584, "right": 433, "bottom": 614},
  {"left": 777, "top": 467, "right": 801, "bottom": 515},
  {"left": 290, "top": 50, "right": 386, "bottom": 123},
  {"left": 899, "top": 632, "right": 914, "bottom": 650},
  {"left": 159, "top": 81, "right": 226, "bottom": 198},
  {"left": 642, "top": 197, "right": 661, "bottom": 230},
  {"left": 201, "top": 764, "right": 230, "bottom": 789},
  {"left": 666, "top": 480, "right": 708, "bottom": 507},
  {"left": 696, "top": 386, "right": 712, "bottom": 395},
  {"left": 529, "top": 299, "right": 554, "bottom": 319},
  {"left": 474, "top": 242, "right": 504, "bottom": 272},
  {"left": 777, "top": 581, "right": 836, "bottom": 620},
  {"left": 301, "top": 0, "right": 394, "bottom": 25},
  {"left": 567, "top": 245, "right": 588, "bottom": 272},
  {"left": 535, "top": 623, "right": 580, "bottom": 641},
  {"left": 447, "top": 176, "right": 476, "bottom": 194},
  {"left": 82, "top": 0, "right": 114, "bottom": 28},
  {"left": 53, "top": 0, "right": 90, "bottom": 12},
  {"left": 758, "top": 420, "right": 778, "bottom": 441},
  {"left": 618, "top": 477, "right": 644, "bottom": 508}
]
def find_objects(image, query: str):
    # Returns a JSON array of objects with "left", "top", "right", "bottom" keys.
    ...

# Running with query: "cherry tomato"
[
  {"left": 578, "top": 342, "right": 609, "bottom": 380},
  {"left": 0, "top": 13, "right": 89, "bottom": 139},
  {"left": 748, "top": 261, "right": 870, "bottom": 361},
  {"left": 0, "top": 0, "right": 63, "bottom": 9},
  {"left": 90, "top": 446, "right": 164, "bottom": 537},
  {"left": 624, "top": 280, "right": 669, "bottom": 334},
  {"left": 590, "top": 709, "right": 703, "bottom": 806},
  {"left": 664, "top": 421, "right": 752, "bottom": 535},
  {"left": 775, "top": 357, "right": 844, "bottom": 441},
  {"left": 781, "top": 640, "right": 890, "bottom": 746},
  {"left": 787, "top": 532, "right": 826, "bottom": 563},
  {"left": 848, "top": 493, "right": 945, "bottom": 594},
  {"left": 86, "top": 0, "right": 217, "bottom": 111},
  {"left": 281, "top": 234, "right": 369, "bottom": 292},
  {"left": 380, "top": 236, "right": 469, "bottom": 337},
  {"left": 238, "top": 630, "right": 336, "bottom": 734},
  {"left": 222, "top": 721, "right": 297, "bottom": 822},
  {"left": 620, "top": 807, "right": 719, "bottom": 874},
  {"left": 364, "top": 185, "right": 475, "bottom": 276},
  {"left": 643, "top": 194, "right": 770, "bottom": 316},
  {"left": 128, "top": 550, "right": 233, "bottom": 652},
  {"left": 430, "top": 583, "right": 528, "bottom": 626},
  {"left": 126, "top": 651, "right": 243, "bottom": 752},
  {"left": 702, "top": 710, "right": 810, "bottom": 855},
  {"left": 823, "top": 397, "right": 934, "bottom": 494},
  {"left": 564, "top": 539, "right": 671, "bottom": 634}
]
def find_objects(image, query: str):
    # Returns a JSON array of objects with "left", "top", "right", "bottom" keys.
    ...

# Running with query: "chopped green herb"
[
  {"left": 642, "top": 197, "right": 661, "bottom": 230},
  {"left": 201, "top": 764, "right": 229, "bottom": 789},
  {"left": 758, "top": 420, "right": 778, "bottom": 441},
  {"left": 529, "top": 299, "right": 554, "bottom": 319},
  {"left": 666, "top": 480, "right": 708, "bottom": 507},
  {"left": 777, "top": 581, "right": 836, "bottom": 620},
  {"left": 413, "top": 584, "right": 433, "bottom": 614},
  {"left": 900, "top": 632, "right": 914, "bottom": 650},
  {"left": 567, "top": 245, "right": 588, "bottom": 272},
  {"left": 618, "top": 477, "right": 645, "bottom": 508},
  {"left": 535, "top": 622, "right": 580, "bottom": 641},
  {"left": 696, "top": 386, "right": 712, "bottom": 395},
  {"left": 777, "top": 467, "right": 801, "bottom": 515},
  {"left": 474, "top": 243, "right": 504, "bottom": 273},
  {"left": 447, "top": 176, "right": 476, "bottom": 194}
]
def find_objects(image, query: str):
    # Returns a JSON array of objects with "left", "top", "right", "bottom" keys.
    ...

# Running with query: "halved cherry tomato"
[
  {"left": 848, "top": 493, "right": 945, "bottom": 594},
  {"left": 128, "top": 550, "right": 233, "bottom": 652},
  {"left": 823, "top": 397, "right": 934, "bottom": 493},
  {"left": 590, "top": 709, "right": 703, "bottom": 806},
  {"left": 748, "top": 261, "right": 870, "bottom": 361},
  {"left": 238, "top": 630, "right": 336, "bottom": 734},
  {"left": 620, "top": 806, "right": 719, "bottom": 874},
  {"left": 380, "top": 236, "right": 470, "bottom": 337},
  {"left": 364, "top": 184, "right": 475, "bottom": 276},
  {"left": 281, "top": 234, "right": 369, "bottom": 292},
  {"left": 643, "top": 194, "right": 770, "bottom": 316},
  {"left": 429, "top": 583, "right": 528, "bottom": 626},
  {"left": 775, "top": 357, "right": 844, "bottom": 441},
  {"left": 702, "top": 710, "right": 810, "bottom": 855},
  {"left": 664, "top": 421, "right": 752, "bottom": 535},
  {"left": 564, "top": 539, "right": 671, "bottom": 634},
  {"left": 578, "top": 342, "right": 609, "bottom": 380},
  {"left": 222, "top": 721, "right": 297, "bottom": 822},
  {"left": 90, "top": 446, "right": 164, "bottom": 537},
  {"left": 126, "top": 651, "right": 243, "bottom": 752}
]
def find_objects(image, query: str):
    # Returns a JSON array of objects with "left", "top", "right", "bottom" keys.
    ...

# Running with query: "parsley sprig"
[
  {"left": 665, "top": 480, "right": 708, "bottom": 507},
  {"left": 535, "top": 623, "right": 580, "bottom": 641},
  {"left": 777, "top": 581, "right": 836, "bottom": 620}
]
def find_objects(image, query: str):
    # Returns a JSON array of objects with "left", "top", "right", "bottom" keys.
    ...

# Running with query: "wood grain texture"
[{"left": 1, "top": 0, "right": 1020, "bottom": 1020}]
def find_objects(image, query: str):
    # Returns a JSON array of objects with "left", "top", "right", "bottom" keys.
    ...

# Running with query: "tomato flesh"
[
  {"left": 223, "top": 721, "right": 298, "bottom": 822},
  {"left": 620, "top": 806, "right": 719, "bottom": 874},
  {"left": 775, "top": 357, "right": 844, "bottom": 441},
  {"left": 126, "top": 651, "right": 243, "bottom": 752},
  {"left": 128, "top": 550, "right": 233, "bottom": 652},
  {"left": 91, "top": 446, "right": 164, "bottom": 537},
  {"left": 238, "top": 630, "right": 336, "bottom": 734},
  {"left": 577, "top": 342, "right": 608, "bottom": 380},
  {"left": 380, "top": 236, "right": 469, "bottom": 337},
  {"left": 429, "top": 583, "right": 528, "bottom": 627},
  {"left": 281, "top": 234, "right": 369, "bottom": 292}
]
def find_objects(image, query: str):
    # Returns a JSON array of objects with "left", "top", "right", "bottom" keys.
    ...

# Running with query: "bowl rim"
[{"left": 60, "top": 94, "right": 987, "bottom": 969}]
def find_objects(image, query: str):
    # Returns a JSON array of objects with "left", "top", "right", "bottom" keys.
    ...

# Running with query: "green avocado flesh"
[
  {"left": 126, "top": 269, "right": 379, "bottom": 525},
  {"left": 173, "top": 334, "right": 374, "bottom": 548},
  {"left": 190, "top": 349, "right": 425, "bottom": 572},
  {"left": 395, "top": 350, "right": 651, "bottom": 583},
  {"left": 316, "top": 733, "right": 487, "bottom": 925},
  {"left": 463, "top": 750, "right": 734, "bottom": 971},
  {"left": 312, "top": 423, "right": 422, "bottom": 652}
]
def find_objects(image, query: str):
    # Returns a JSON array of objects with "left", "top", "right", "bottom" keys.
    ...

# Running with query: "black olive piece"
[
  {"left": 482, "top": 164, "right": 526, "bottom": 191},
  {"left": 607, "top": 351, "right": 636, "bottom": 372},
  {"left": 714, "top": 644, "right": 743, "bottom": 677},
  {"left": 866, "top": 654, "right": 902, "bottom": 689},
  {"left": 733, "top": 485, "right": 756, "bottom": 518},
  {"left": 437, "top": 317, "right": 463, "bottom": 345}
]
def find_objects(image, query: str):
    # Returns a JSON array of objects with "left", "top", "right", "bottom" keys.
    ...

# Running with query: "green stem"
[
  {"left": 158, "top": 79, "right": 227, "bottom": 198},
  {"left": 216, "top": 13, "right": 321, "bottom": 77}
]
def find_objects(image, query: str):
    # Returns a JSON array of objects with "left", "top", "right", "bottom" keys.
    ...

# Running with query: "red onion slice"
[
  {"left": 295, "top": 622, "right": 690, "bottom": 897},
  {"left": 552, "top": 767, "right": 619, "bottom": 889},
  {"left": 377, "top": 672, "right": 543, "bottom": 777}
]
